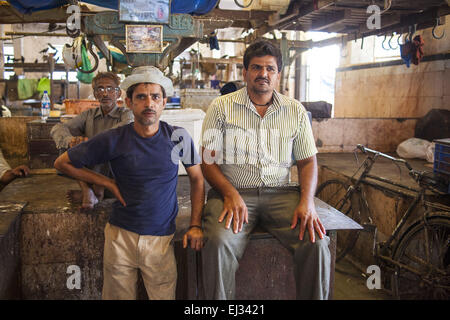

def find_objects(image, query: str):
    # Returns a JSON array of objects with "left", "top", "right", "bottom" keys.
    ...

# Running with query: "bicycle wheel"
[
  {"left": 391, "top": 213, "right": 450, "bottom": 299},
  {"left": 315, "top": 179, "right": 360, "bottom": 262}
]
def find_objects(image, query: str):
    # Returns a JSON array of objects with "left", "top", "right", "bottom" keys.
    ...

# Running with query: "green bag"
[
  {"left": 76, "top": 41, "right": 94, "bottom": 84},
  {"left": 37, "top": 77, "right": 51, "bottom": 97}
]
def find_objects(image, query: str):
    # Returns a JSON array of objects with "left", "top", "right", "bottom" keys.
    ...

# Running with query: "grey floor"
[{"left": 333, "top": 258, "right": 392, "bottom": 300}]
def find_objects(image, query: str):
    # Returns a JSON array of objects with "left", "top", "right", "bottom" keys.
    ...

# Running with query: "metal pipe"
[
  {"left": 217, "top": 39, "right": 246, "bottom": 43},
  {"left": 5, "top": 32, "right": 69, "bottom": 37}
]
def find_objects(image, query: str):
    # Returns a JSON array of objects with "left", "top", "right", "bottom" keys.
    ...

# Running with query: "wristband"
[{"left": 188, "top": 225, "right": 202, "bottom": 231}]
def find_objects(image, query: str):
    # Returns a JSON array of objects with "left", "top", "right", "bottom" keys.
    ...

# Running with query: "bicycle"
[{"left": 315, "top": 144, "right": 450, "bottom": 299}]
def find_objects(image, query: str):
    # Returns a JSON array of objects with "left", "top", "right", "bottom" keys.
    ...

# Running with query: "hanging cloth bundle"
[
  {"left": 209, "top": 32, "right": 220, "bottom": 50},
  {"left": 400, "top": 35, "right": 425, "bottom": 68}
]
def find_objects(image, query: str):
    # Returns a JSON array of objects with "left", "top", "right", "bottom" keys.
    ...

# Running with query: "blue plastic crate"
[
  {"left": 434, "top": 140, "right": 450, "bottom": 176},
  {"left": 434, "top": 139, "right": 450, "bottom": 193}
]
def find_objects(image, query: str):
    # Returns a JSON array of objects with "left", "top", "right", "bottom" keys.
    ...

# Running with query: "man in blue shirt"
[{"left": 54, "top": 66, "right": 205, "bottom": 300}]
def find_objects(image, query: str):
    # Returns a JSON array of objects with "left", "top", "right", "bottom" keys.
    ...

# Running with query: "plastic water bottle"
[{"left": 40, "top": 91, "right": 50, "bottom": 122}]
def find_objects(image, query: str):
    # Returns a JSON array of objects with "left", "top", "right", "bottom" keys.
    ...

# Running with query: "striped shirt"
[{"left": 200, "top": 87, "right": 317, "bottom": 188}]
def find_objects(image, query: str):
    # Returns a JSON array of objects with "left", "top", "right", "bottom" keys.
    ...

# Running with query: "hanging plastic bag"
[
  {"left": 396, "top": 138, "right": 432, "bottom": 159},
  {"left": 62, "top": 36, "right": 83, "bottom": 69},
  {"left": 76, "top": 40, "right": 94, "bottom": 84}
]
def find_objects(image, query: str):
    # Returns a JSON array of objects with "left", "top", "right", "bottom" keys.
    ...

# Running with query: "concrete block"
[
  {"left": 21, "top": 260, "right": 103, "bottom": 300},
  {"left": 20, "top": 210, "right": 110, "bottom": 265},
  {"left": 0, "top": 202, "right": 25, "bottom": 299}
]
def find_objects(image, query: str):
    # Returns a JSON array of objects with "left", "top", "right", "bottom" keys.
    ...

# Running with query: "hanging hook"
[
  {"left": 432, "top": 17, "right": 445, "bottom": 39},
  {"left": 75, "top": 39, "right": 99, "bottom": 74},
  {"left": 382, "top": 34, "right": 390, "bottom": 50},
  {"left": 409, "top": 24, "right": 417, "bottom": 42},
  {"left": 397, "top": 33, "right": 404, "bottom": 46},
  {"left": 340, "top": 35, "right": 348, "bottom": 57},
  {"left": 389, "top": 33, "right": 398, "bottom": 50}
]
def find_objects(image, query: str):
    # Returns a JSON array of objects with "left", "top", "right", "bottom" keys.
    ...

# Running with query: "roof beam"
[
  {"left": 311, "top": 9, "right": 351, "bottom": 31},
  {"left": 246, "top": 0, "right": 336, "bottom": 42}
]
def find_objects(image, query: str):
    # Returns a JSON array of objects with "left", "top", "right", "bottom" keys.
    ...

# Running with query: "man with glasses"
[{"left": 51, "top": 72, "right": 134, "bottom": 209}]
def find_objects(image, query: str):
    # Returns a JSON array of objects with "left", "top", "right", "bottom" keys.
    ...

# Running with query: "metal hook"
[
  {"left": 397, "top": 33, "right": 404, "bottom": 46},
  {"left": 389, "top": 33, "right": 398, "bottom": 50},
  {"left": 432, "top": 17, "right": 445, "bottom": 39},
  {"left": 409, "top": 24, "right": 417, "bottom": 42},
  {"left": 75, "top": 39, "right": 99, "bottom": 74},
  {"left": 340, "top": 35, "right": 348, "bottom": 57},
  {"left": 382, "top": 34, "right": 390, "bottom": 50}
]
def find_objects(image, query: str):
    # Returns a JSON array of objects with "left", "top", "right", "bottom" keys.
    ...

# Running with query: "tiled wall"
[
  {"left": 334, "top": 60, "right": 450, "bottom": 118},
  {"left": 312, "top": 118, "right": 417, "bottom": 153},
  {"left": 335, "top": 22, "right": 450, "bottom": 119}
]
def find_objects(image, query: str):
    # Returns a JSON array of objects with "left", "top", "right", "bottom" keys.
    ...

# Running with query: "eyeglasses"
[{"left": 94, "top": 86, "right": 119, "bottom": 94}]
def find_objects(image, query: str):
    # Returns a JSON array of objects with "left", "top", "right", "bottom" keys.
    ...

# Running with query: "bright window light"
[{"left": 304, "top": 32, "right": 340, "bottom": 105}]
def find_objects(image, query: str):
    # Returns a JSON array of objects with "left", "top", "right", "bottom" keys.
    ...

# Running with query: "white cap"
[{"left": 120, "top": 66, "right": 174, "bottom": 97}]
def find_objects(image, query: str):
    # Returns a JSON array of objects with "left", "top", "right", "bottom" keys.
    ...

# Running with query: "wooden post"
[{"left": 49, "top": 53, "right": 54, "bottom": 110}]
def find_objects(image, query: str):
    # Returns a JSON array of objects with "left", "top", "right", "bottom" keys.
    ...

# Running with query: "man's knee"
[
  {"left": 204, "top": 227, "right": 233, "bottom": 250},
  {"left": 295, "top": 235, "right": 330, "bottom": 260}
]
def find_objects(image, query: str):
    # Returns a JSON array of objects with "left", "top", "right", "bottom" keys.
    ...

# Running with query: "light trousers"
[
  {"left": 102, "top": 223, "right": 177, "bottom": 300},
  {"left": 201, "top": 187, "right": 331, "bottom": 300}
]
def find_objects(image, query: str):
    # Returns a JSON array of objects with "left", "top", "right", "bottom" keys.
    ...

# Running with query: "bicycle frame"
[
  {"left": 349, "top": 145, "right": 449, "bottom": 259},
  {"left": 320, "top": 145, "right": 450, "bottom": 298}
]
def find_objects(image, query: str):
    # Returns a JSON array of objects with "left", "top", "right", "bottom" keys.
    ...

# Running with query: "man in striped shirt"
[{"left": 200, "top": 40, "right": 330, "bottom": 300}]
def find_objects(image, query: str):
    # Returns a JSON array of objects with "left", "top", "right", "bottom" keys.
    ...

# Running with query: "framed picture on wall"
[
  {"left": 125, "top": 25, "right": 163, "bottom": 53},
  {"left": 119, "top": 0, "right": 170, "bottom": 24}
]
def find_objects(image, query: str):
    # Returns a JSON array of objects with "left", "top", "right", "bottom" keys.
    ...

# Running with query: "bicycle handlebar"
[{"left": 356, "top": 144, "right": 413, "bottom": 171}]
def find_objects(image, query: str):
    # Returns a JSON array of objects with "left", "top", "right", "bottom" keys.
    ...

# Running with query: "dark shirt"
[{"left": 67, "top": 121, "right": 200, "bottom": 235}]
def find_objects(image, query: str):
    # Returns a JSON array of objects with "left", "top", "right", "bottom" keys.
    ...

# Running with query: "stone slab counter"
[
  {"left": 0, "top": 173, "right": 192, "bottom": 299},
  {"left": 0, "top": 202, "right": 26, "bottom": 299}
]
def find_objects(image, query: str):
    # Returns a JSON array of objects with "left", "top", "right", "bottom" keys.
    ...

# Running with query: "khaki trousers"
[{"left": 102, "top": 223, "right": 177, "bottom": 300}]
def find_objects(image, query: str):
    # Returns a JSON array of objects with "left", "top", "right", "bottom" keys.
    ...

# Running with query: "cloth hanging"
[
  {"left": 400, "top": 35, "right": 425, "bottom": 68},
  {"left": 209, "top": 33, "right": 220, "bottom": 50},
  {"left": 17, "top": 79, "right": 38, "bottom": 100}
]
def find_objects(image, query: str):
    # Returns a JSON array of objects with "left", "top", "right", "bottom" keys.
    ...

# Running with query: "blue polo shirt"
[{"left": 67, "top": 121, "right": 200, "bottom": 236}]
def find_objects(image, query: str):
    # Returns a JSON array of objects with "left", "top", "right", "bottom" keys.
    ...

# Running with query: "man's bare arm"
[
  {"left": 183, "top": 164, "right": 205, "bottom": 251},
  {"left": 291, "top": 155, "right": 325, "bottom": 243},
  {"left": 0, "top": 165, "right": 30, "bottom": 185},
  {"left": 54, "top": 152, "right": 126, "bottom": 207}
]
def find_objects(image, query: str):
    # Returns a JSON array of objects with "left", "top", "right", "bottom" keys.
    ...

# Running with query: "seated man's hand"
[
  {"left": 11, "top": 165, "right": 30, "bottom": 178},
  {"left": 291, "top": 200, "right": 326, "bottom": 243},
  {"left": 69, "top": 136, "right": 88, "bottom": 148},
  {"left": 221, "top": 191, "right": 249, "bottom": 234},
  {"left": 183, "top": 227, "right": 204, "bottom": 251}
]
